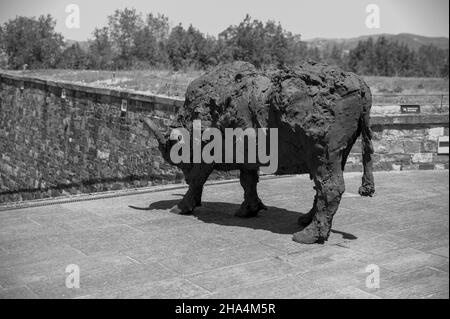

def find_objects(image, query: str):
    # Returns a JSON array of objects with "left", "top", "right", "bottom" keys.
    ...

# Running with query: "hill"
[{"left": 305, "top": 33, "right": 449, "bottom": 52}]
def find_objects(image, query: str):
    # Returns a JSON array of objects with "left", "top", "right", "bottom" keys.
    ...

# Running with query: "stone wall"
[
  {"left": 0, "top": 73, "right": 448, "bottom": 203},
  {"left": 347, "top": 115, "right": 449, "bottom": 172},
  {"left": 0, "top": 73, "right": 187, "bottom": 203}
]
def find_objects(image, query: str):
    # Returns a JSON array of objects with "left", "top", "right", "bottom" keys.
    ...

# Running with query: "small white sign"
[
  {"left": 121, "top": 99, "right": 128, "bottom": 112},
  {"left": 438, "top": 136, "right": 449, "bottom": 155}
]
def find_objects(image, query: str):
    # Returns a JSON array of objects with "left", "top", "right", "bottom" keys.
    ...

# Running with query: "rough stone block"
[
  {"left": 402, "top": 140, "right": 421, "bottom": 153},
  {"left": 419, "top": 163, "right": 435, "bottom": 170},
  {"left": 401, "top": 164, "right": 419, "bottom": 171},
  {"left": 428, "top": 127, "right": 444, "bottom": 139},
  {"left": 421, "top": 140, "right": 438, "bottom": 153},
  {"left": 371, "top": 131, "right": 383, "bottom": 141},
  {"left": 372, "top": 140, "right": 389, "bottom": 154},
  {"left": 379, "top": 154, "right": 412, "bottom": 165},
  {"left": 96, "top": 150, "right": 110, "bottom": 160},
  {"left": 373, "top": 162, "right": 394, "bottom": 171},
  {"left": 412, "top": 153, "right": 434, "bottom": 163},
  {"left": 350, "top": 139, "right": 362, "bottom": 153},
  {"left": 346, "top": 154, "right": 362, "bottom": 164},
  {"left": 433, "top": 154, "right": 449, "bottom": 164},
  {"left": 344, "top": 164, "right": 363, "bottom": 172}
]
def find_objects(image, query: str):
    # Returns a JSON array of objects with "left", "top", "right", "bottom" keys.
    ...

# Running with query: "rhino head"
[{"left": 142, "top": 117, "right": 175, "bottom": 165}]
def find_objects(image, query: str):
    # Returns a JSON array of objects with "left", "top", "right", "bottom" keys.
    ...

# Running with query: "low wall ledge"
[
  {"left": 1, "top": 72, "right": 448, "bottom": 127},
  {"left": 371, "top": 114, "right": 449, "bottom": 126},
  {"left": 0, "top": 72, "right": 185, "bottom": 108}
]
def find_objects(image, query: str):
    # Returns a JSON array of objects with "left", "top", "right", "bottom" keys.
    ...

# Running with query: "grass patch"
[
  {"left": 2, "top": 69, "right": 448, "bottom": 106},
  {"left": 364, "top": 76, "right": 449, "bottom": 95}
]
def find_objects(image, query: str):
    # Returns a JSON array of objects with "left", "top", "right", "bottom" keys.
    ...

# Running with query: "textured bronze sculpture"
[{"left": 143, "top": 61, "right": 375, "bottom": 244}]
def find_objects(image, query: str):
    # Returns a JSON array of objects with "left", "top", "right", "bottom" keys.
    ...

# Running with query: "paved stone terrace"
[{"left": 0, "top": 170, "right": 448, "bottom": 299}]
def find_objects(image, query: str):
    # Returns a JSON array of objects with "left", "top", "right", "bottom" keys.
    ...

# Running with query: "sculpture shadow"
[{"left": 129, "top": 199, "right": 357, "bottom": 240}]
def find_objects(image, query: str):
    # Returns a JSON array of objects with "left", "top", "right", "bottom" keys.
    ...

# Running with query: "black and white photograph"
[{"left": 0, "top": 0, "right": 448, "bottom": 304}]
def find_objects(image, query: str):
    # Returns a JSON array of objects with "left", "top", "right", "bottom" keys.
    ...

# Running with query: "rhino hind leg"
[
  {"left": 293, "top": 156, "right": 345, "bottom": 244},
  {"left": 172, "top": 165, "right": 213, "bottom": 215},
  {"left": 235, "top": 169, "right": 267, "bottom": 218}
]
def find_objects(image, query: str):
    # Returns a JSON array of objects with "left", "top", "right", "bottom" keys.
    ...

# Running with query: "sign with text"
[{"left": 400, "top": 104, "right": 421, "bottom": 114}]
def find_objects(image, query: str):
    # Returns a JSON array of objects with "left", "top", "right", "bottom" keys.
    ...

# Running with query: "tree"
[
  {"left": 345, "top": 37, "right": 448, "bottom": 77},
  {"left": 132, "top": 13, "right": 170, "bottom": 67},
  {"left": 133, "top": 26, "right": 159, "bottom": 65},
  {"left": 440, "top": 54, "right": 449, "bottom": 78},
  {"left": 416, "top": 45, "right": 449, "bottom": 77},
  {"left": 323, "top": 44, "right": 344, "bottom": 68},
  {"left": 107, "top": 8, "right": 144, "bottom": 68},
  {"left": 2, "top": 15, "right": 64, "bottom": 69},
  {"left": 262, "top": 20, "right": 290, "bottom": 67},
  {"left": 219, "top": 15, "right": 293, "bottom": 67},
  {"left": 307, "top": 47, "right": 321, "bottom": 62},
  {"left": 285, "top": 34, "right": 308, "bottom": 65},
  {"left": 59, "top": 43, "right": 89, "bottom": 69},
  {"left": 1, "top": 10, "right": 447, "bottom": 77},
  {"left": 167, "top": 24, "right": 215, "bottom": 70},
  {"left": 88, "top": 27, "right": 114, "bottom": 69},
  {"left": 145, "top": 13, "right": 170, "bottom": 42},
  {"left": 0, "top": 27, "right": 7, "bottom": 68}
]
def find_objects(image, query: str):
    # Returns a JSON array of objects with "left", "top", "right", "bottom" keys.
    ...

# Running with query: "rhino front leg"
[
  {"left": 235, "top": 169, "right": 267, "bottom": 218},
  {"left": 293, "top": 155, "right": 345, "bottom": 244},
  {"left": 172, "top": 164, "right": 213, "bottom": 215}
]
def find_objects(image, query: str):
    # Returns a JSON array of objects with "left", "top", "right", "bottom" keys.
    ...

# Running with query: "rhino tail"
[{"left": 358, "top": 94, "right": 375, "bottom": 197}]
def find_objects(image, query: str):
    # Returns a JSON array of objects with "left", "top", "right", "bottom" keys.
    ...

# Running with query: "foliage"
[
  {"left": 1, "top": 15, "right": 64, "bottom": 69},
  {"left": 347, "top": 37, "right": 448, "bottom": 77},
  {"left": 0, "top": 10, "right": 448, "bottom": 78}
]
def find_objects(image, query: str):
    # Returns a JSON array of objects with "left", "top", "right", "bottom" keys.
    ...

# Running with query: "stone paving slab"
[{"left": 0, "top": 170, "right": 448, "bottom": 299}]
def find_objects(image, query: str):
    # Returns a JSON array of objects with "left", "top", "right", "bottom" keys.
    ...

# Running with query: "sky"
[{"left": 0, "top": 0, "right": 448, "bottom": 41}]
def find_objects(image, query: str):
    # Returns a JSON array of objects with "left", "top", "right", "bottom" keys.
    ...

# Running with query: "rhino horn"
[{"left": 142, "top": 117, "right": 168, "bottom": 146}]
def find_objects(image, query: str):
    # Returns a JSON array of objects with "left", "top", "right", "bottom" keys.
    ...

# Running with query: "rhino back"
[{"left": 176, "top": 61, "right": 367, "bottom": 157}]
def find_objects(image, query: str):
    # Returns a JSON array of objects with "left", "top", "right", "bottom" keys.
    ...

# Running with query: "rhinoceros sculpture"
[{"left": 143, "top": 61, "right": 375, "bottom": 244}]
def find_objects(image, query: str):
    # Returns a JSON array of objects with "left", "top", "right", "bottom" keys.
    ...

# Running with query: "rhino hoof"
[
  {"left": 235, "top": 206, "right": 258, "bottom": 218},
  {"left": 358, "top": 185, "right": 375, "bottom": 197},
  {"left": 169, "top": 204, "right": 193, "bottom": 215},
  {"left": 234, "top": 201, "right": 267, "bottom": 218},
  {"left": 292, "top": 228, "right": 322, "bottom": 244}
]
